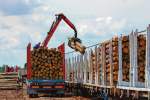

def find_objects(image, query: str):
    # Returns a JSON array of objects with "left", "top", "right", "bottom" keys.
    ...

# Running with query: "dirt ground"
[{"left": 0, "top": 89, "right": 90, "bottom": 100}]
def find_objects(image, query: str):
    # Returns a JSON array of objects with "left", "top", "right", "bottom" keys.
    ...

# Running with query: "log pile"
[
  {"left": 0, "top": 72, "right": 20, "bottom": 89},
  {"left": 31, "top": 47, "right": 63, "bottom": 80},
  {"left": 112, "top": 37, "right": 119, "bottom": 85},
  {"left": 137, "top": 35, "right": 146, "bottom": 82},
  {"left": 97, "top": 46, "right": 102, "bottom": 84},
  {"left": 105, "top": 42, "right": 111, "bottom": 84},
  {"left": 122, "top": 36, "right": 130, "bottom": 82},
  {"left": 91, "top": 50, "right": 96, "bottom": 83}
]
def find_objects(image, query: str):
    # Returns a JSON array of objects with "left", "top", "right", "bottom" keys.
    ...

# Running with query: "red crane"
[
  {"left": 42, "top": 13, "right": 77, "bottom": 46},
  {"left": 41, "top": 13, "right": 86, "bottom": 54},
  {"left": 33, "top": 13, "right": 86, "bottom": 54}
]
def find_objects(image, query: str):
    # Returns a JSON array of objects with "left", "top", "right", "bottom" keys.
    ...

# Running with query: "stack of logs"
[
  {"left": 91, "top": 50, "right": 96, "bottom": 84},
  {"left": 31, "top": 47, "right": 63, "bottom": 80},
  {"left": 112, "top": 37, "right": 119, "bottom": 85},
  {"left": 122, "top": 36, "right": 130, "bottom": 82},
  {"left": 137, "top": 35, "right": 146, "bottom": 82},
  {"left": 97, "top": 46, "right": 102, "bottom": 84},
  {"left": 105, "top": 42, "right": 111, "bottom": 84}
]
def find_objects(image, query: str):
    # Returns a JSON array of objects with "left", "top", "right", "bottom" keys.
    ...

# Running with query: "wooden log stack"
[
  {"left": 0, "top": 72, "right": 20, "bottom": 89},
  {"left": 31, "top": 47, "right": 63, "bottom": 80},
  {"left": 137, "top": 35, "right": 146, "bottom": 82},
  {"left": 122, "top": 36, "right": 130, "bottom": 82},
  {"left": 91, "top": 50, "right": 96, "bottom": 83},
  {"left": 105, "top": 42, "right": 111, "bottom": 84},
  {"left": 97, "top": 46, "right": 102, "bottom": 84},
  {"left": 112, "top": 37, "right": 119, "bottom": 85}
]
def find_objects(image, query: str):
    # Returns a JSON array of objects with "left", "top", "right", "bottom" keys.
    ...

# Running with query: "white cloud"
[
  {"left": 106, "top": 17, "right": 112, "bottom": 24},
  {"left": 110, "top": 19, "right": 126, "bottom": 31},
  {"left": 41, "top": 5, "right": 50, "bottom": 12},
  {"left": 76, "top": 17, "right": 127, "bottom": 37},
  {"left": 0, "top": 34, "right": 20, "bottom": 50},
  {"left": 23, "top": 0, "right": 30, "bottom": 5},
  {"left": 0, "top": 11, "right": 45, "bottom": 66},
  {"left": 0, "top": 11, "right": 48, "bottom": 47},
  {"left": 77, "top": 24, "right": 88, "bottom": 36},
  {"left": 96, "top": 17, "right": 105, "bottom": 22}
]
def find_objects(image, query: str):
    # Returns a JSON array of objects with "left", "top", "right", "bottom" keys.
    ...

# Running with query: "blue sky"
[{"left": 0, "top": 0, "right": 150, "bottom": 67}]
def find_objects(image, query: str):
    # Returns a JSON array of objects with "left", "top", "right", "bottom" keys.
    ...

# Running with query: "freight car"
[{"left": 65, "top": 25, "right": 150, "bottom": 100}]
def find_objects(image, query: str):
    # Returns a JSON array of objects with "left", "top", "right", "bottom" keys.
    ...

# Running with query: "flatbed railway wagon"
[{"left": 65, "top": 24, "right": 150, "bottom": 100}]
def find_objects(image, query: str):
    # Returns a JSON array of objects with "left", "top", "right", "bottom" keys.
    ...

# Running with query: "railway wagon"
[{"left": 65, "top": 25, "right": 150, "bottom": 99}]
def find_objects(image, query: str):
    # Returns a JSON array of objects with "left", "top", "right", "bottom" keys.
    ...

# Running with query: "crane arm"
[{"left": 42, "top": 13, "right": 77, "bottom": 47}]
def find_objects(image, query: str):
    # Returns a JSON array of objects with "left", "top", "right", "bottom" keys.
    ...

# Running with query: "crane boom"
[
  {"left": 41, "top": 13, "right": 86, "bottom": 54},
  {"left": 42, "top": 13, "right": 77, "bottom": 47}
]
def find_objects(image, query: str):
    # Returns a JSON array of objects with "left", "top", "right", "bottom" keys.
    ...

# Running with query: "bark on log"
[{"left": 31, "top": 47, "right": 63, "bottom": 80}]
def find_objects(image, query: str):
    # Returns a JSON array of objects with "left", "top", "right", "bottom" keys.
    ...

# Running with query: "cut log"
[
  {"left": 31, "top": 47, "right": 63, "bottom": 80},
  {"left": 122, "top": 36, "right": 130, "bottom": 82},
  {"left": 137, "top": 35, "right": 146, "bottom": 82}
]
